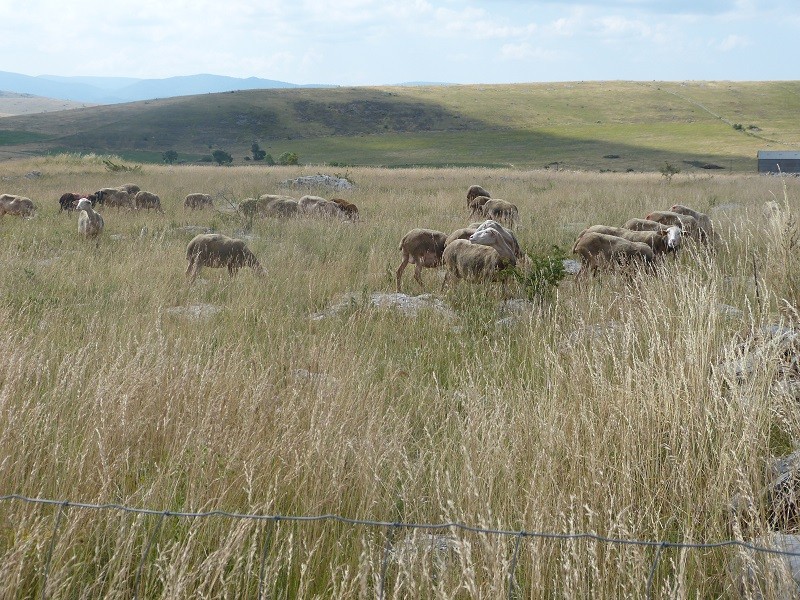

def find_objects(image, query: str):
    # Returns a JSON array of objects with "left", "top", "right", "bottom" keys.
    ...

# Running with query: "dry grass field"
[{"left": 1, "top": 154, "right": 800, "bottom": 597}]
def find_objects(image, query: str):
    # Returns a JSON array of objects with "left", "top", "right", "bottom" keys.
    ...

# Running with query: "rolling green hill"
[{"left": 1, "top": 81, "right": 799, "bottom": 172}]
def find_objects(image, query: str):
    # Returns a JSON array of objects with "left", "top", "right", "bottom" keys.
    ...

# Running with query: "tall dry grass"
[{"left": 1, "top": 155, "right": 799, "bottom": 597}]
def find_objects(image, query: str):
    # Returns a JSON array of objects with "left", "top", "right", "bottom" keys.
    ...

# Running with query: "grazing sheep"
[
  {"left": 0, "top": 194, "right": 35, "bottom": 218},
  {"left": 185, "top": 233, "right": 265, "bottom": 281},
  {"left": 468, "top": 227, "right": 518, "bottom": 264},
  {"left": 76, "top": 198, "right": 104, "bottom": 238},
  {"left": 329, "top": 198, "right": 359, "bottom": 220},
  {"left": 645, "top": 210, "right": 700, "bottom": 242},
  {"left": 468, "top": 195, "right": 492, "bottom": 218},
  {"left": 59, "top": 192, "right": 96, "bottom": 213},
  {"left": 622, "top": 218, "right": 671, "bottom": 233},
  {"left": 396, "top": 228, "right": 448, "bottom": 292},
  {"left": 95, "top": 187, "right": 135, "bottom": 210},
  {"left": 134, "top": 191, "right": 163, "bottom": 212},
  {"left": 184, "top": 193, "right": 214, "bottom": 210},
  {"left": 257, "top": 195, "right": 299, "bottom": 218},
  {"left": 481, "top": 199, "right": 519, "bottom": 226},
  {"left": 466, "top": 184, "right": 490, "bottom": 207},
  {"left": 572, "top": 231, "right": 654, "bottom": 276},
  {"left": 118, "top": 183, "right": 140, "bottom": 195},
  {"left": 472, "top": 219, "right": 524, "bottom": 260},
  {"left": 299, "top": 195, "right": 341, "bottom": 218},
  {"left": 669, "top": 204, "right": 716, "bottom": 244},
  {"left": 441, "top": 239, "right": 511, "bottom": 289},
  {"left": 445, "top": 227, "right": 478, "bottom": 247},
  {"left": 580, "top": 224, "right": 681, "bottom": 254}
]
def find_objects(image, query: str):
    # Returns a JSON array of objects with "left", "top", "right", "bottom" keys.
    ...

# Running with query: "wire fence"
[{"left": 2, "top": 492, "right": 799, "bottom": 599}]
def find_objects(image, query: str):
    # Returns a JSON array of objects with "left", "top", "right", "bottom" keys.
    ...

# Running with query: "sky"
[{"left": 0, "top": 0, "right": 797, "bottom": 86}]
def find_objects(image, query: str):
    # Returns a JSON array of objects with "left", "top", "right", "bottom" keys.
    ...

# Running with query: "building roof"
[{"left": 758, "top": 151, "right": 800, "bottom": 160}]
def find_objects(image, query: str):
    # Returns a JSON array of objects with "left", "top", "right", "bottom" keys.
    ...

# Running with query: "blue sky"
[{"left": 0, "top": 0, "right": 796, "bottom": 85}]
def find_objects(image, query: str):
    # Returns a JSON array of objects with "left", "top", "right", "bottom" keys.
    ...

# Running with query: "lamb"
[
  {"left": 0, "top": 194, "right": 35, "bottom": 218},
  {"left": 396, "top": 228, "right": 448, "bottom": 292},
  {"left": 184, "top": 193, "right": 214, "bottom": 210},
  {"left": 330, "top": 198, "right": 359, "bottom": 221},
  {"left": 134, "top": 191, "right": 163, "bottom": 212},
  {"left": 580, "top": 224, "right": 681, "bottom": 254},
  {"left": 75, "top": 198, "right": 104, "bottom": 238},
  {"left": 669, "top": 204, "right": 716, "bottom": 244},
  {"left": 441, "top": 239, "right": 511, "bottom": 289},
  {"left": 466, "top": 184, "right": 490, "bottom": 207},
  {"left": 95, "top": 187, "right": 135, "bottom": 210},
  {"left": 572, "top": 231, "right": 654, "bottom": 276},
  {"left": 185, "top": 233, "right": 265, "bottom": 281},
  {"left": 481, "top": 199, "right": 519, "bottom": 226},
  {"left": 644, "top": 210, "right": 700, "bottom": 242}
]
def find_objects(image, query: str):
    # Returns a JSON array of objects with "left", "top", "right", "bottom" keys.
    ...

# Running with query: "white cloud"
[{"left": 716, "top": 34, "right": 750, "bottom": 52}]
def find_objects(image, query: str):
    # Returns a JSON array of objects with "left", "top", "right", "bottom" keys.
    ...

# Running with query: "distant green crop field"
[{"left": 0, "top": 130, "right": 51, "bottom": 145}]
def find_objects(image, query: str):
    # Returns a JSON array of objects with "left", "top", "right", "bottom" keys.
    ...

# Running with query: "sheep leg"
[
  {"left": 395, "top": 255, "right": 409, "bottom": 292},
  {"left": 413, "top": 263, "right": 425, "bottom": 287},
  {"left": 186, "top": 260, "right": 200, "bottom": 282}
]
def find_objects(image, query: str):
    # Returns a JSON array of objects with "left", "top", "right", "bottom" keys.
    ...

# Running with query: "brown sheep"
[
  {"left": 330, "top": 198, "right": 359, "bottom": 220},
  {"left": 669, "top": 204, "right": 716, "bottom": 244},
  {"left": 118, "top": 183, "right": 140, "bottom": 195},
  {"left": 59, "top": 192, "right": 96, "bottom": 212},
  {"left": 466, "top": 184, "right": 490, "bottom": 207},
  {"left": 396, "top": 228, "right": 448, "bottom": 292},
  {"left": 441, "top": 239, "right": 511, "bottom": 289},
  {"left": 445, "top": 227, "right": 478, "bottom": 247},
  {"left": 185, "top": 233, "right": 265, "bottom": 281},
  {"left": 580, "top": 224, "right": 681, "bottom": 254},
  {"left": 95, "top": 187, "right": 134, "bottom": 210},
  {"left": 134, "top": 191, "right": 163, "bottom": 212},
  {"left": 645, "top": 210, "right": 700, "bottom": 242},
  {"left": 184, "top": 193, "right": 214, "bottom": 210},
  {"left": 572, "top": 231, "right": 654, "bottom": 276},
  {"left": 622, "top": 218, "right": 672, "bottom": 233},
  {"left": 468, "top": 195, "right": 492, "bottom": 218},
  {"left": 481, "top": 199, "right": 519, "bottom": 226},
  {"left": 0, "top": 194, "right": 35, "bottom": 218}
]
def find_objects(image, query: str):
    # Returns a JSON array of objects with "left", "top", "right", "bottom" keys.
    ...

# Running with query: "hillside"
[{"left": 1, "top": 81, "right": 799, "bottom": 172}]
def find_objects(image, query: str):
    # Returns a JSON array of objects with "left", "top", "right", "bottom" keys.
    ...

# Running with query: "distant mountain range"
[{"left": 0, "top": 71, "right": 333, "bottom": 104}]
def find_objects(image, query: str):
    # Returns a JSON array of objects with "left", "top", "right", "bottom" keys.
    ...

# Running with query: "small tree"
[
  {"left": 212, "top": 149, "right": 233, "bottom": 166},
  {"left": 251, "top": 143, "right": 267, "bottom": 161},
  {"left": 659, "top": 162, "right": 680, "bottom": 183},
  {"left": 264, "top": 154, "right": 275, "bottom": 166},
  {"left": 162, "top": 150, "right": 178, "bottom": 164},
  {"left": 278, "top": 152, "right": 299, "bottom": 166}
]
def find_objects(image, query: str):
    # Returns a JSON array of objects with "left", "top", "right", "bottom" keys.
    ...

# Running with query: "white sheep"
[
  {"left": 472, "top": 219, "right": 523, "bottom": 259},
  {"left": 185, "top": 233, "right": 265, "bottom": 281},
  {"left": 445, "top": 227, "right": 478, "bottom": 247},
  {"left": 298, "top": 195, "right": 342, "bottom": 218},
  {"left": 76, "top": 198, "right": 104, "bottom": 238},
  {"left": 622, "top": 218, "right": 671, "bottom": 233},
  {"left": 441, "top": 238, "right": 511, "bottom": 289},
  {"left": 396, "top": 228, "right": 448, "bottom": 292},
  {"left": 95, "top": 187, "right": 134, "bottom": 210},
  {"left": 644, "top": 210, "right": 701, "bottom": 242},
  {"left": 468, "top": 227, "right": 518, "bottom": 264}
]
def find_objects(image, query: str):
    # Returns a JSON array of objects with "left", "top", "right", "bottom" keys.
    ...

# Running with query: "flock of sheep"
[
  {"left": 1, "top": 179, "right": 716, "bottom": 289},
  {"left": 394, "top": 183, "right": 717, "bottom": 292}
]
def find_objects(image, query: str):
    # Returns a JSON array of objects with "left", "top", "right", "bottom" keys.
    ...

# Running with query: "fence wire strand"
[{"left": 3, "top": 493, "right": 800, "bottom": 596}]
